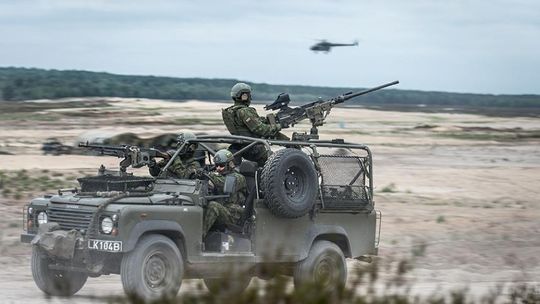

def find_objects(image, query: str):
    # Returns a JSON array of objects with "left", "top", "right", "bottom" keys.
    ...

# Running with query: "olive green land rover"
[{"left": 21, "top": 135, "right": 381, "bottom": 300}]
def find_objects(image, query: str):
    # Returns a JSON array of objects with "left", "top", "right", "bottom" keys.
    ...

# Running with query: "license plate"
[{"left": 88, "top": 239, "right": 122, "bottom": 252}]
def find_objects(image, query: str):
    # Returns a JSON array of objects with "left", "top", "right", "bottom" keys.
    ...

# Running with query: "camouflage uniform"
[
  {"left": 223, "top": 102, "right": 286, "bottom": 166},
  {"left": 202, "top": 171, "right": 247, "bottom": 237},
  {"left": 148, "top": 155, "right": 201, "bottom": 179}
]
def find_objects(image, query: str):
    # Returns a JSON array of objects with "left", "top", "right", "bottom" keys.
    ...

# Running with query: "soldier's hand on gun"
[
  {"left": 191, "top": 169, "right": 208, "bottom": 180},
  {"left": 148, "top": 159, "right": 159, "bottom": 168}
]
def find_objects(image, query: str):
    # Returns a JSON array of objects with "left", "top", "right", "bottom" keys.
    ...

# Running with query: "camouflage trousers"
[{"left": 203, "top": 201, "right": 244, "bottom": 237}]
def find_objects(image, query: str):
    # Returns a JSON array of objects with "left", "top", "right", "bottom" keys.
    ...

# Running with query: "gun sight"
[{"left": 264, "top": 93, "right": 291, "bottom": 111}]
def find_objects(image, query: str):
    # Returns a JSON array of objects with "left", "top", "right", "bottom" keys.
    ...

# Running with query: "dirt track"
[{"left": 0, "top": 99, "right": 539, "bottom": 303}]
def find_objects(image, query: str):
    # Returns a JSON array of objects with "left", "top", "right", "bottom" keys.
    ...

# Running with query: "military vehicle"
[
  {"left": 41, "top": 138, "right": 73, "bottom": 155},
  {"left": 310, "top": 39, "right": 359, "bottom": 53},
  {"left": 21, "top": 135, "right": 381, "bottom": 300}
]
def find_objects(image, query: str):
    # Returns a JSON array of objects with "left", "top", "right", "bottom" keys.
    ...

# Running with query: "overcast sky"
[{"left": 0, "top": 0, "right": 539, "bottom": 94}]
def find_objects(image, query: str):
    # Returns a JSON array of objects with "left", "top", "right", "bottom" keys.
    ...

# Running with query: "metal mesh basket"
[
  {"left": 77, "top": 175, "right": 154, "bottom": 192},
  {"left": 318, "top": 155, "right": 371, "bottom": 211}
]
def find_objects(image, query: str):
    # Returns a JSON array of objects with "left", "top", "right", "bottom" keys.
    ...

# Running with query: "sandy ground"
[{"left": 0, "top": 98, "right": 539, "bottom": 303}]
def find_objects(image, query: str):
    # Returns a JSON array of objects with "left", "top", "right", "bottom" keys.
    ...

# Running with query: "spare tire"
[{"left": 261, "top": 148, "right": 318, "bottom": 218}]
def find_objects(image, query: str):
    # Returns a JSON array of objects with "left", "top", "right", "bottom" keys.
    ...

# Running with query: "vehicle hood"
[{"left": 49, "top": 193, "right": 179, "bottom": 207}]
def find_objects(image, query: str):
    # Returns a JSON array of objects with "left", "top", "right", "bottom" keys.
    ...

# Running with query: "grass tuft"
[
  {"left": 436, "top": 216, "right": 446, "bottom": 223},
  {"left": 0, "top": 170, "right": 76, "bottom": 199},
  {"left": 103, "top": 257, "right": 540, "bottom": 304},
  {"left": 380, "top": 183, "right": 397, "bottom": 193}
]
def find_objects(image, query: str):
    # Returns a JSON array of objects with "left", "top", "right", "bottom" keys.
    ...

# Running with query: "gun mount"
[
  {"left": 265, "top": 80, "right": 399, "bottom": 140},
  {"left": 78, "top": 143, "right": 169, "bottom": 175}
]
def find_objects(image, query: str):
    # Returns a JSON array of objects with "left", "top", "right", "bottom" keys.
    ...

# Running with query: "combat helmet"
[
  {"left": 177, "top": 131, "right": 198, "bottom": 154},
  {"left": 230, "top": 82, "right": 252, "bottom": 104},
  {"left": 177, "top": 131, "right": 197, "bottom": 145},
  {"left": 214, "top": 149, "right": 234, "bottom": 171}
]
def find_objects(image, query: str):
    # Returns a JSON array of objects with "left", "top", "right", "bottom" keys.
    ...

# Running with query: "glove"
[
  {"left": 148, "top": 159, "right": 158, "bottom": 168},
  {"left": 191, "top": 169, "right": 208, "bottom": 180}
]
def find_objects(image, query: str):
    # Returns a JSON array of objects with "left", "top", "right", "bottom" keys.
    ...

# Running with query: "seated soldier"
[
  {"left": 202, "top": 149, "right": 248, "bottom": 238},
  {"left": 148, "top": 132, "right": 202, "bottom": 179},
  {"left": 222, "top": 82, "right": 288, "bottom": 166}
]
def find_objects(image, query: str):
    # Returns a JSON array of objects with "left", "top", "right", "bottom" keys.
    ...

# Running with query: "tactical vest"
[{"left": 222, "top": 105, "right": 255, "bottom": 137}]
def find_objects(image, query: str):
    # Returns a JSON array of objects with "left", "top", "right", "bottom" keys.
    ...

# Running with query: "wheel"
[
  {"left": 294, "top": 241, "right": 347, "bottom": 291},
  {"left": 261, "top": 148, "right": 318, "bottom": 218},
  {"left": 121, "top": 234, "right": 183, "bottom": 300},
  {"left": 203, "top": 276, "right": 251, "bottom": 295},
  {"left": 31, "top": 246, "right": 88, "bottom": 296}
]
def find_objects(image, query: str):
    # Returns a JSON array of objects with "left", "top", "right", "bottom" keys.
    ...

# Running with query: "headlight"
[
  {"left": 101, "top": 217, "right": 113, "bottom": 234},
  {"left": 37, "top": 212, "right": 48, "bottom": 225}
]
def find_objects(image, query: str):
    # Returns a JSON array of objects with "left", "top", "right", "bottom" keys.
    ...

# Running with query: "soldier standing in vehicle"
[
  {"left": 148, "top": 132, "right": 202, "bottom": 178},
  {"left": 203, "top": 149, "right": 247, "bottom": 238},
  {"left": 222, "top": 82, "right": 287, "bottom": 166}
]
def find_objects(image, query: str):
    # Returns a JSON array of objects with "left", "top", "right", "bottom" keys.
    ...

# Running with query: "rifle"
[
  {"left": 265, "top": 80, "right": 399, "bottom": 140},
  {"left": 79, "top": 143, "right": 169, "bottom": 173}
]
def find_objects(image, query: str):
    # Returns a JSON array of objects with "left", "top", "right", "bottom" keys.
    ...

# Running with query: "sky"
[{"left": 0, "top": 0, "right": 539, "bottom": 94}]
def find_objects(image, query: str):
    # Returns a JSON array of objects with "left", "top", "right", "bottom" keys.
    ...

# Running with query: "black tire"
[
  {"left": 203, "top": 276, "right": 251, "bottom": 296},
  {"left": 294, "top": 241, "right": 347, "bottom": 291},
  {"left": 261, "top": 148, "right": 318, "bottom": 218},
  {"left": 31, "top": 246, "right": 88, "bottom": 296},
  {"left": 121, "top": 234, "right": 183, "bottom": 300}
]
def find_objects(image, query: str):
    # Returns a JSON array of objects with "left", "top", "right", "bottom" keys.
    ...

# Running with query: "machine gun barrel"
[
  {"left": 78, "top": 142, "right": 168, "bottom": 171},
  {"left": 334, "top": 80, "right": 399, "bottom": 104},
  {"left": 78, "top": 142, "right": 129, "bottom": 157},
  {"left": 265, "top": 80, "right": 399, "bottom": 141}
]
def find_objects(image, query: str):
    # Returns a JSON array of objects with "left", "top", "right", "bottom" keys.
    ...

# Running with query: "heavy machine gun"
[
  {"left": 79, "top": 143, "right": 169, "bottom": 174},
  {"left": 265, "top": 80, "right": 399, "bottom": 140}
]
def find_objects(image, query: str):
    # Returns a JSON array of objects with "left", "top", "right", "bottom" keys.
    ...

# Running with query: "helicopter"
[{"left": 310, "top": 39, "right": 358, "bottom": 53}]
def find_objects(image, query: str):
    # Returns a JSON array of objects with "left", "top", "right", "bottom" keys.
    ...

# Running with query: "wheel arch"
[
  {"left": 302, "top": 225, "right": 352, "bottom": 260},
  {"left": 123, "top": 220, "right": 187, "bottom": 259},
  {"left": 313, "top": 234, "right": 352, "bottom": 258}
]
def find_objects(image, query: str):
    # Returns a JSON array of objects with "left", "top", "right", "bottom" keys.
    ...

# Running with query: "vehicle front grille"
[{"left": 48, "top": 206, "right": 95, "bottom": 231}]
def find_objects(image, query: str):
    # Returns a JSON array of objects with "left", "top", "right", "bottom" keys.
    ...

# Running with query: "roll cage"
[{"left": 160, "top": 135, "right": 374, "bottom": 211}]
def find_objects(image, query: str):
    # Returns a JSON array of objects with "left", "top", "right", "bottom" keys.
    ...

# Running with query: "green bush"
[
  {"left": 380, "top": 183, "right": 397, "bottom": 193},
  {"left": 105, "top": 257, "right": 540, "bottom": 304},
  {"left": 0, "top": 170, "right": 76, "bottom": 198}
]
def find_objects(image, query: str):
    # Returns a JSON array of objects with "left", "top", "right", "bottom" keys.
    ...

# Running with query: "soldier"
[
  {"left": 222, "top": 82, "right": 287, "bottom": 166},
  {"left": 148, "top": 132, "right": 202, "bottom": 179},
  {"left": 202, "top": 149, "right": 247, "bottom": 238}
]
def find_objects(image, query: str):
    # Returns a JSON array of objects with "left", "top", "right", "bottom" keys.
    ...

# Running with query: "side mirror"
[{"left": 223, "top": 174, "right": 237, "bottom": 194}]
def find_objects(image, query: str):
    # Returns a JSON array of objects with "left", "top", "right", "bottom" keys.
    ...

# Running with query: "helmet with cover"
[
  {"left": 177, "top": 131, "right": 197, "bottom": 144},
  {"left": 230, "top": 82, "right": 252, "bottom": 105},
  {"left": 214, "top": 149, "right": 234, "bottom": 173},
  {"left": 177, "top": 131, "right": 198, "bottom": 155}
]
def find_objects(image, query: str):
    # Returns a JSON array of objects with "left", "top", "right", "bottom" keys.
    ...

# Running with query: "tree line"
[{"left": 1, "top": 67, "right": 539, "bottom": 108}]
